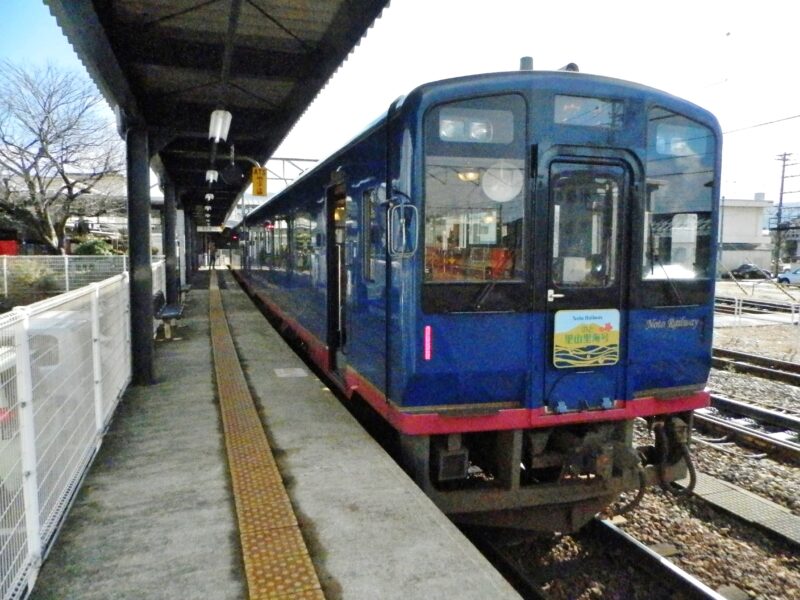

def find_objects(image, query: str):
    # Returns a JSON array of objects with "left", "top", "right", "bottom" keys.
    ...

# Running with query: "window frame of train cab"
[
  {"left": 421, "top": 93, "right": 530, "bottom": 314},
  {"left": 362, "top": 188, "right": 387, "bottom": 283},
  {"left": 638, "top": 106, "right": 717, "bottom": 307}
]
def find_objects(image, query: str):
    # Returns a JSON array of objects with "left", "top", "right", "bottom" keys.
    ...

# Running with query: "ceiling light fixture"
[
  {"left": 205, "top": 193, "right": 214, "bottom": 202},
  {"left": 208, "top": 109, "right": 232, "bottom": 143},
  {"left": 205, "top": 169, "right": 218, "bottom": 184}
]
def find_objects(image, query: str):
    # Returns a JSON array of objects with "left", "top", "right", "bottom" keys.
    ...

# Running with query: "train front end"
[{"left": 387, "top": 71, "right": 721, "bottom": 531}]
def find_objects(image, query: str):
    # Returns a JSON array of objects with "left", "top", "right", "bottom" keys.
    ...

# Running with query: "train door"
[
  {"left": 326, "top": 183, "right": 348, "bottom": 374},
  {"left": 543, "top": 160, "right": 630, "bottom": 412}
]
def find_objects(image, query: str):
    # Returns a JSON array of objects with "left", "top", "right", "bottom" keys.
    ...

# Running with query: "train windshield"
[
  {"left": 644, "top": 108, "right": 715, "bottom": 281},
  {"left": 551, "top": 164, "right": 622, "bottom": 288},
  {"left": 423, "top": 94, "right": 527, "bottom": 294}
]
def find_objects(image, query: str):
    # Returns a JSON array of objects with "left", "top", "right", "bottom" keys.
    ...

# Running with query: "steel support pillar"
[
  {"left": 191, "top": 216, "right": 200, "bottom": 273},
  {"left": 126, "top": 125, "right": 154, "bottom": 385},
  {"left": 183, "top": 210, "right": 197, "bottom": 279},
  {"left": 163, "top": 181, "right": 179, "bottom": 305},
  {"left": 185, "top": 213, "right": 195, "bottom": 274}
]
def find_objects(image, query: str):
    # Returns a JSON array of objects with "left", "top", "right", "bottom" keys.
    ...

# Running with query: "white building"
[{"left": 718, "top": 193, "right": 773, "bottom": 273}]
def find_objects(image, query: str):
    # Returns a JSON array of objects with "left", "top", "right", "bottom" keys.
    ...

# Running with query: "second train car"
[{"left": 238, "top": 66, "right": 721, "bottom": 531}]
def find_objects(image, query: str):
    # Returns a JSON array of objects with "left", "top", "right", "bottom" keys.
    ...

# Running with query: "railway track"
[
  {"left": 695, "top": 394, "right": 800, "bottom": 463},
  {"left": 585, "top": 519, "right": 728, "bottom": 600},
  {"left": 706, "top": 347, "right": 800, "bottom": 461},
  {"left": 712, "top": 347, "right": 800, "bottom": 386},
  {"left": 710, "top": 393, "right": 800, "bottom": 430},
  {"left": 469, "top": 519, "right": 728, "bottom": 600}
]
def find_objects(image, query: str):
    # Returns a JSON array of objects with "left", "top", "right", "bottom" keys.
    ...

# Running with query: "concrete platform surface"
[
  {"left": 30, "top": 271, "right": 245, "bottom": 600},
  {"left": 218, "top": 270, "right": 520, "bottom": 599},
  {"left": 28, "top": 269, "right": 520, "bottom": 599}
]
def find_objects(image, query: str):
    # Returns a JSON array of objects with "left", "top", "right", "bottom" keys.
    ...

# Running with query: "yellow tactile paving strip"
[{"left": 209, "top": 273, "right": 324, "bottom": 599}]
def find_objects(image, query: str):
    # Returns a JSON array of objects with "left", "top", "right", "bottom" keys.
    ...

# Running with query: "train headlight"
[
  {"left": 440, "top": 118, "right": 465, "bottom": 141},
  {"left": 438, "top": 107, "right": 513, "bottom": 143},
  {"left": 439, "top": 118, "right": 493, "bottom": 142},
  {"left": 468, "top": 120, "right": 492, "bottom": 141}
]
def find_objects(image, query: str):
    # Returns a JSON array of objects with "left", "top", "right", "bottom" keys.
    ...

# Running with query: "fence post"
[
  {"left": 122, "top": 272, "right": 132, "bottom": 379},
  {"left": 13, "top": 306, "right": 43, "bottom": 581},
  {"left": 63, "top": 255, "right": 70, "bottom": 292},
  {"left": 90, "top": 283, "right": 105, "bottom": 437},
  {"left": 3, "top": 255, "right": 7, "bottom": 297}
]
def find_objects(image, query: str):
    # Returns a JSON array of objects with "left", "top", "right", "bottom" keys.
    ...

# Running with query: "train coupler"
[
  {"left": 641, "top": 416, "right": 697, "bottom": 495},
  {"left": 557, "top": 430, "right": 641, "bottom": 484}
]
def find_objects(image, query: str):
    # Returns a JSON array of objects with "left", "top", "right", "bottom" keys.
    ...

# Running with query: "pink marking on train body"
[{"left": 423, "top": 325, "right": 432, "bottom": 361}]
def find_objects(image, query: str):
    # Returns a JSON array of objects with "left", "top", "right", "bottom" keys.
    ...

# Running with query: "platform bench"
[{"left": 153, "top": 290, "right": 184, "bottom": 339}]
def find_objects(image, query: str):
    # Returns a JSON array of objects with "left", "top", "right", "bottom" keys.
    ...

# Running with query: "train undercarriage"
[{"left": 399, "top": 413, "right": 695, "bottom": 532}]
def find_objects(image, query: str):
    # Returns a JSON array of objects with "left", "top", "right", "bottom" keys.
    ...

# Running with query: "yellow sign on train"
[
  {"left": 251, "top": 167, "right": 267, "bottom": 196},
  {"left": 553, "top": 309, "right": 620, "bottom": 368}
]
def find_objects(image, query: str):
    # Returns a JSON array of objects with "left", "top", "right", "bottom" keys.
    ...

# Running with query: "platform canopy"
[{"left": 45, "top": 0, "right": 390, "bottom": 226}]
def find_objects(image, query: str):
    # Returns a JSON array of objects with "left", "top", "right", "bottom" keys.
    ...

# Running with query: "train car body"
[{"left": 240, "top": 69, "right": 721, "bottom": 531}]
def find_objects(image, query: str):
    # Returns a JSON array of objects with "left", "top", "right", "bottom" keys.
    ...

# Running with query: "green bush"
[
  {"left": 6, "top": 260, "right": 60, "bottom": 306},
  {"left": 73, "top": 239, "right": 113, "bottom": 255}
]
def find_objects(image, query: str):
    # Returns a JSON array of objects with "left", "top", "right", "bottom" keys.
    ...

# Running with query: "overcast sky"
[{"left": 4, "top": 0, "right": 800, "bottom": 202}]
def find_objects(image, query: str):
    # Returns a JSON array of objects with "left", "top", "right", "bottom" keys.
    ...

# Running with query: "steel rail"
[
  {"left": 585, "top": 519, "right": 727, "bottom": 600},
  {"left": 465, "top": 529, "right": 547, "bottom": 600},
  {"left": 712, "top": 348, "right": 800, "bottom": 386},
  {"left": 693, "top": 412, "right": 800, "bottom": 463},
  {"left": 714, "top": 347, "right": 800, "bottom": 374},
  {"left": 469, "top": 520, "right": 729, "bottom": 600},
  {"left": 710, "top": 393, "right": 800, "bottom": 433}
]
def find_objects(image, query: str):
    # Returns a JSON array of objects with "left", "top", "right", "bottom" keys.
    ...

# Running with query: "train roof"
[
  {"left": 244, "top": 69, "right": 720, "bottom": 226},
  {"left": 402, "top": 69, "right": 719, "bottom": 124}
]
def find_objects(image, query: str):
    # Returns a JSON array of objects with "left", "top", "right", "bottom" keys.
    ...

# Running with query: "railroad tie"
[{"left": 209, "top": 273, "right": 324, "bottom": 599}]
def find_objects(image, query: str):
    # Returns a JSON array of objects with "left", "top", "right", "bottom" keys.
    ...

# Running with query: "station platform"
[{"left": 29, "top": 269, "right": 519, "bottom": 599}]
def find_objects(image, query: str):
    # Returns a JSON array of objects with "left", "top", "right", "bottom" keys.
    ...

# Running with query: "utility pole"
[{"left": 775, "top": 152, "right": 791, "bottom": 274}]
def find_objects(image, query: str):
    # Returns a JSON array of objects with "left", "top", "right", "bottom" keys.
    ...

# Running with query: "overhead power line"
[{"left": 724, "top": 114, "right": 800, "bottom": 135}]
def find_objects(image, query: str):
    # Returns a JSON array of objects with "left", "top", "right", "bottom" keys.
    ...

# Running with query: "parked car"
[
  {"left": 776, "top": 267, "right": 800, "bottom": 285},
  {"left": 723, "top": 263, "right": 773, "bottom": 279}
]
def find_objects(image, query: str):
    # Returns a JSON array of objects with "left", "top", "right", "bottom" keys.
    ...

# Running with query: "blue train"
[{"left": 238, "top": 66, "right": 721, "bottom": 531}]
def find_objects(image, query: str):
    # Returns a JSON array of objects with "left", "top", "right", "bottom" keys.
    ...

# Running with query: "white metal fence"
[
  {"left": 0, "top": 272, "right": 132, "bottom": 599},
  {"left": 0, "top": 256, "right": 129, "bottom": 309}
]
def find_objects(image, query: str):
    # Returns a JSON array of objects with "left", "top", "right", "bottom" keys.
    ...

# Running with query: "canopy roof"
[{"left": 46, "top": 0, "right": 390, "bottom": 225}]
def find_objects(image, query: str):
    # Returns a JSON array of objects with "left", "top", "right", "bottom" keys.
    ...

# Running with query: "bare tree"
[{"left": 0, "top": 61, "right": 125, "bottom": 253}]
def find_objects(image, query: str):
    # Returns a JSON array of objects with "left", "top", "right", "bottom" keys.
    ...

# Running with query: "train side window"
[
  {"left": 273, "top": 218, "right": 289, "bottom": 270},
  {"left": 293, "top": 212, "right": 315, "bottom": 274},
  {"left": 643, "top": 109, "right": 715, "bottom": 282}
]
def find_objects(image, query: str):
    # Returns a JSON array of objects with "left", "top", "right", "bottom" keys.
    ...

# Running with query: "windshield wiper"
[
  {"left": 654, "top": 254, "right": 684, "bottom": 304},
  {"left": 473, "top": 279, "right": 497, "bottom": 310}
]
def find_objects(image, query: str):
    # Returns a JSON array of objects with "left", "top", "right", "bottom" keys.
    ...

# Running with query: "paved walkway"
[
  {"left": 29, "top": 269, "right": 520, "bottom": 599},
  {"left": 31, "top": 271, "right": 244, "bottom": 599}
]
